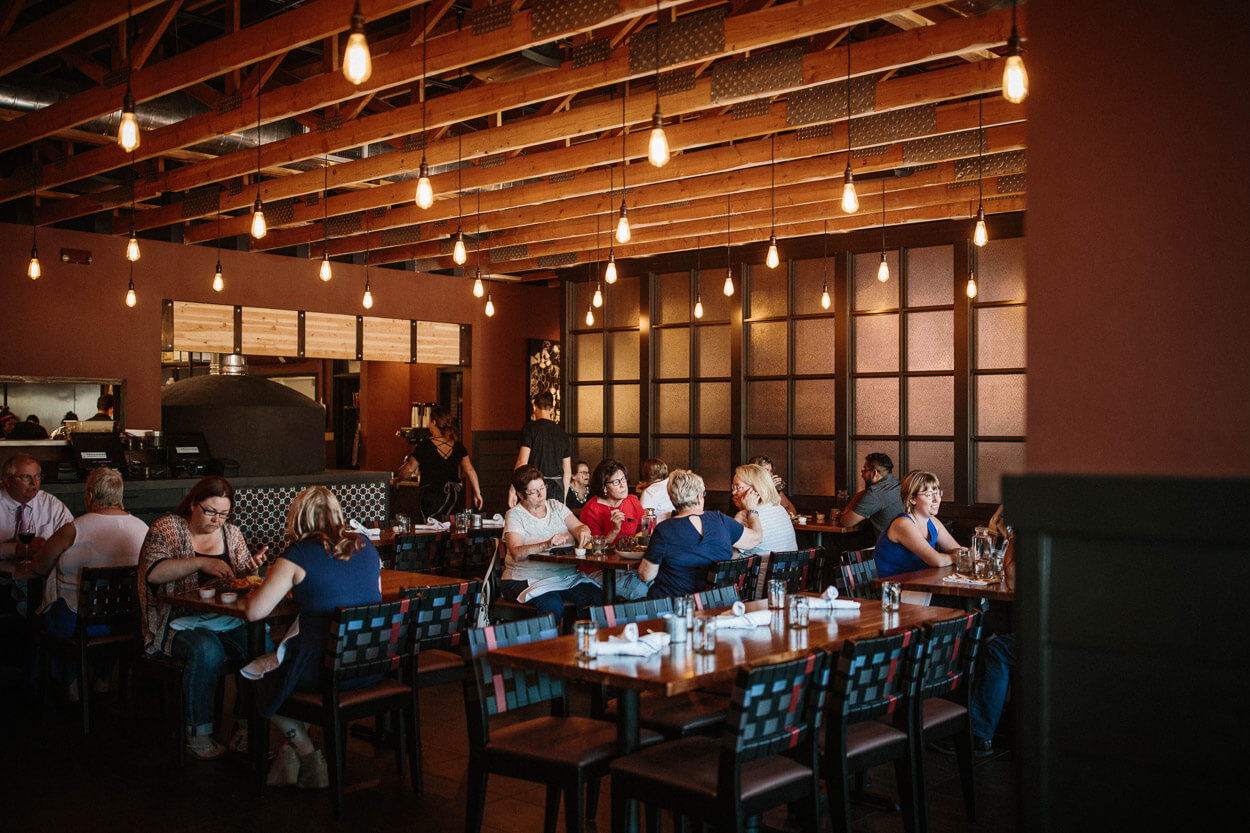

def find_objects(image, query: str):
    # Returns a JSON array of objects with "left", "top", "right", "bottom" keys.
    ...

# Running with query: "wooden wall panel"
[{"left": 240, "top": 307, "right": 299, "bottom": 356}]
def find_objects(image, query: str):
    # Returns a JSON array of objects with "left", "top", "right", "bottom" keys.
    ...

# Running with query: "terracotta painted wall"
[
  {"left": 1026, "top": 1, "right": 1250, "bottom": 477},
  {"left": 0, "top": 222, "right": 558, "bottom": 471}
]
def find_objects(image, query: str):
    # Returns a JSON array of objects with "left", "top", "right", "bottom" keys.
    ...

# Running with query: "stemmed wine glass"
[{"left": 16, "top": 512, "right": 36, "bottom": 566}]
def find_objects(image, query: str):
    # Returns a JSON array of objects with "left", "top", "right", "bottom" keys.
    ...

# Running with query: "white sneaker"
[
  {"left": 297, "top": 749, "right": 329, "bottom": 789},
  {"left": 185, "top": 730, "right": 226, "bottom": 761},
  {"left": 228, "top": 721, "right": 249, "bottom": 754},
  {"left": 267, "top": 743, "right": 300, "bottom": 787}
]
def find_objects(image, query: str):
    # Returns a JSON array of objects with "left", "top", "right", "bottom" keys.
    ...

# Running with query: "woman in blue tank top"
[{"left": 873, "top": 471, "right": 961, "bottom": 577}]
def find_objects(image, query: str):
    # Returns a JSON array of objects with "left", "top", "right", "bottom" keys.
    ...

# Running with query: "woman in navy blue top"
[
  {"left": 873, "top": 470, "right": 960, "bottom": 577},
  {"left": 640, "top": 469, "right": 764, "bottom": 599}
]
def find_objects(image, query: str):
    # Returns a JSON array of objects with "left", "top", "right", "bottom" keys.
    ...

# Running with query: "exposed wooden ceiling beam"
[
  {"left": 130, "top": 0, "right": 185, "bottom": 70},
  {"left": 0, "top": 0, "right": 167, "bottom": 79}
]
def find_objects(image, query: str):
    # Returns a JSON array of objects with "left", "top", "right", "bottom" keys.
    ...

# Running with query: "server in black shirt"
[{"left": 507, "top": 392, "right": 571, "bottom": 507}]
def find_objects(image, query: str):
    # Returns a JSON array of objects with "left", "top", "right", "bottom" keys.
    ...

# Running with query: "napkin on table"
[
  {"left": 480, "top": 513, "right": 505, "bottom": 528},
  {"left": 942, "top": 574, "right": 993, "bottom": 587},
  {"left": 594, "top": 622, "right": 672, "bottom": 656},
  {"left": 422, "top": 517, "right": 451, "bottom": 531},
  {"left": 716, "top": 600, "right": 773, "bottom": 629},
  {"left": 804, "top": 586, "right": 861, "bottom": 610}
]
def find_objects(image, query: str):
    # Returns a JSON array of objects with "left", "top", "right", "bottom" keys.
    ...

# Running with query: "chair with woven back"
[
  {"left": 821, "top": 627, "right": 927, "bottom": 833},
  {"left": 834, "top": 547, "right": 881, "bottom": 600},
  {"left": 480, "top": 538, "right": 578, "bottom": 631},
  {"left": 704, "top": 554, "right": 762, "bottom": 603},
  {"left": 763, "top": 548, "right": 823, "bottom": 594},
  {"left": 462, "top": 614, "right": 663, "bottom": 833},
  {"left": 691, "top": 584, "right": 740, "bottom": 611},
  {"left": 610, "top": 650, "right": 833, "bottom": 833},
  {"left": 37, "top": 565, "right": 138, "bottom": 734},
  {"left": 254, "top": 599, "right": 420, "bottom": 819},
  {"left": 389, "top": 532, "right": 442, "bottom": 573}
]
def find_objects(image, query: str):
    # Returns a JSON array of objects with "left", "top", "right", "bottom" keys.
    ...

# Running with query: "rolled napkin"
[
  {"left": 717, "top": 600, "right": 773, "bottom": 629},
  {"left": 942, "top": 574, "right": 994, "bottom": 587},
  {"left": 595, "top": 623, "right": 672, "bottom": 656},
  {"left": 422, "top": 517, "right": 451, "bottom": 531},
  {"left": 481, "top": 513, "right": 506, "bottom": 528},
  {"left": 804, "top": 586, "right": 861, "bottom": 610}
]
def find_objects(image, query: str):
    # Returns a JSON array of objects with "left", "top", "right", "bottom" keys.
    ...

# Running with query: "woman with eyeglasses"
[
  {"left": 139, "top": 476, "right": 269, "bottom": 760},
  {"left": 873, "top": 470, "right": 959, "bottom": 577},
  {"left": 580, "top": 460, "right": 644, "bottom": 547},
  {"left": 729, "top": 464, "right": 797, "bottom": 597}
]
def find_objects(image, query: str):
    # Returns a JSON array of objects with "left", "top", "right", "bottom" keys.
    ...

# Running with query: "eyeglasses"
[
  {"left": 605, "top": 476, "right": 628, "bottom": 487},
  {"left": 524, "top": 484, "right": 547, "bottom": 497},
  {"left": 198, "top": 504, "right": 232, "bottom": 518},
  {"left": 916, "top": 489, "right": 943, "bottom": 499},
  {"left": 730, "top": 483, "right": 752, "bottom": 494},
  {"left": 12, "top": 473, "right": 42, "bottom": 483}
]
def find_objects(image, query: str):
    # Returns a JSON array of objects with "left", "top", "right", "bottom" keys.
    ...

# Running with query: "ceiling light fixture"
[
  {"left": 974, "top": 96, "right": 989, "bottom": 247},
  {"left": 967, "top": 262, "right": 978, "bottom": 299},
  {"left": 117, "top": 0, "right": 139, "bottom": 152},
  {"left": 647, "top": 0, "right": 669, "bottom": 168},
  {"left": 415, "top": 6, "right": 434, "bottom": 209},
  {"left": 585, "top": 303, "right": 595, "bottom": 326},
  {"left": 592, "top": 212, "right": 603, "bottom": 308},
  {"left": 605, "top": 168, "right": 618, "bottom": 283},
  {"left": 342, "top": 1, "right": 373, "bottom": 85},
  {"left": 473, "top": 188, "right": 484, "bottom": 298},
  {"left": 453, "top": 131, "right": 467, "bottom": 265},
  {"left": 820, "top": 220, "right": 831, "bottom": 309},
  {"left": 213, "top": 201, "right": 224, "bottom": 292},
  {"left": 320, "top": 155, "right": 332, "bottom": 280},
  {"left": 126, "top": 154, "right": 140, "bottom": 262},
  {"left": 841, "top": 41, "right": 859, "bottom": 214},
  {"left": 27, "top": 196, "right": 39, "bottom": 279},
  {"left": 766, "top": 133, "right": 779, "bottom": 269},
  {"left": 723, "top": 193, "right": 734, "bottom": 296},
  {"left": 485, "top": 291, "right": 495, "bottom": 317},
  {"left": 1002, "top": 0, "right": 1028, "bottom": 104},
  {"left": 125, "top": 261, "right": 137, "bottom": 308},
  {"left": 362, "top": 211, "right": 373, "bottom": 309},
  {"left": 694, "top": 234, "right": 704, "bottom": 319},
  {"left": 877, "top": 180, "right": 890, "bottom": 283},
  {"left": 250, "top": 80, "right": 266, "bottom": 239},
  {"left": 616, "top": 88, "right": 632, "bottom": 243}
]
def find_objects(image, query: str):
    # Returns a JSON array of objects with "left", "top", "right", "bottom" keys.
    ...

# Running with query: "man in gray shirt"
[{"left": 838, "top": 452, "right": 904, "bottom": 537}]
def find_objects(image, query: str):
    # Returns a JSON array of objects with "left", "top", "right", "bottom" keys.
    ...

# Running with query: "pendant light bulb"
[
  {"left": 362, "top": 280, "right": 374, "bottom": 310},
  {"left": 484, "top": 293, "right": 495, "bottom": 317},
  {"left": 973, "top": 207, "right": 989, "bottom": 247},
  {"left": 966, "top": 274, "right": 979, "bottom": 299},
  {"left": 841, "top": 166, "right": 859, "bottom": 214},
  {"left": 1002, "top": 35, "right": 1028, "bottom": 104},
  {"left": 250, "top": 197, "right": 267, "bottom": 239},
  {"left": 319, "top": 255, "right": 332, "bottom": 281},
  {"left": 126, "top": 230, "right": 140, "bottom": 262},
  {"left": 723, "top": 270, "right": 734, "bottom": 297},
  {"left": 821, "top": 283, "right": 831, "bottom": 310},
  {"left": 118, "top": 91, "right": 140, "bottom": 152},
  {"left": 125, "top": 279, "right": 136, "bottom": 308},
  {"left": 213, "top": 261, "right": 224, "bottom": 292},
  {"left": 415, "top": 162, "right": 434, "bottom": 209},
  {"left": 342, "top": 3, "right": 373, "bottom": 85},
  {"left": 647, "top": 111, "right": 670, "bottom": 168},
  {"left": 766, "top": 234, "right": 779, "bottom": 270},
  {"left": 585, "top": 304, "right": 595, "bottom": 326},
  {"left": 604, "top": 253, "right": 618, "bottom": 284},
  {"left": 453, "top": 231, "right": 467, "bottom": 265},
  {"left": 694, "top": 294, "right": 704, "bottom": 319},
  {"left": 877, "top": 252, "right": 890, "bottom": 283},
  {"left": 592, "top": 284, "right": 603, "bottom": 308},
  {"left": 473, "top": 271, "right": 484, "bottom": 298},
  {"left": 27, "top": 247, "right": 40, "bottom": 280},
  {"left": 616, "top": 203, "right": 631, "bottom": 244}
]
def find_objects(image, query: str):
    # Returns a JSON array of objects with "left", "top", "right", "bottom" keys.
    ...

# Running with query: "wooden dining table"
[
  {"left": 526, "top": 549, "right": 642, "bottom": 606},
  {"left": 871, "top": 564, "right": 1015, "bottom": 609},
  {"left": 488, "top": 595, "right": 965, "bottom": 833}
]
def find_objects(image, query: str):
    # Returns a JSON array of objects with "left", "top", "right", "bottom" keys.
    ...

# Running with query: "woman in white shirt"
[{"left": 730, "top": 464, "right": 798, "bottom": 598}]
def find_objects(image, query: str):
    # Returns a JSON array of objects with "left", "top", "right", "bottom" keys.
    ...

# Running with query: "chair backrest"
[
  {"left": 464, "top": 614, "right": 563, "bottom": 719},
  {"left": 763, "top": 548, "right": 821, "bottom": 593},
  {"left": 77, "top": 566, "right": 139, "bottom": 632},
  {"left": 834, "top": 548, "right": 880, "bottom": 600},
  {"left": 705, "top": 554, "right": 762, "bottom": 602},
  {"left": 722, "top": 651, "right": 832, "bottom": 765},
  {"left": 322, "top": 599, "right": 414, "bottom": 685},
  {"left": 691, "top": 584, "right": 740, "bottom": 611},
  {"left": 391, "top": 532, "right": 442, "bottom": 573},
  {"left": 828, "top": 627, "right": 923, "bottom": 725},
  {"left": 400, "top": 580, "right": 482, "bottom": 653},
  {"left": 918, "top": 611, "right": 983, "bottom": 701},
  {"left": 587, "top": 597, "right": 674, "bottom": 628}
]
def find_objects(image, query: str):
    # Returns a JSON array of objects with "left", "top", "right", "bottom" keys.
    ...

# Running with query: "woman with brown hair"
[{"left": 395, "top": 405, "right": 482, "bottom": 520}]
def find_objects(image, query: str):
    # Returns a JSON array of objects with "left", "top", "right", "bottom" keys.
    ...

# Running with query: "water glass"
[
  {"left": 955, "top": 547, "right": 974, "bottom": 577},
  {"left": 692, "top": 611, "right": 717, "bottom": 654},
  {"left": 788, "top": 595, "right": 809, "bottom": 629},
  {"left": 393, "top": 513, "right": 410, "bottom": 533},
  {"left": 590, "top": 535, "right": 607, "bottom": 555},
  {"left": 985, "top": 551, "right": 1005, "bottom": 581},
  {"left": 674, "top": 596, "right": 693, "bottom": 641},
  {"left": 767, "top": 579, "right": 787, "bottom": 610},
  {"left": 881, "top": 581, "right": 901, "bottom": 612},
  {"left": 573, "top": 620, "right": 598, "bottom": 659}
]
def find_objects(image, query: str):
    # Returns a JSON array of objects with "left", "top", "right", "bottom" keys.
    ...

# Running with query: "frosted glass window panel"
[
  {"left": 611, "top": 384, "right": 640, "bottom": 434},
  {"left": 697, "top": 382, "right": 731, "bottom": 435},
  {"left": 610, "top": 331, "right": 639, "bottom": 380},
  {"left": 748, "top": 381, "right": 788, "bottom": 435},
  {"left": 747, "top": 321, "right": 788, "bottom": 376},
  {"left": 696, "top": 270, "right": 731, "bottom": 320},
  {"left": 975, "top": 373, "right": 1027, "bottom": 436},
  {"left": 747, "top": 439, "right": 788, "bottom": 473},
  {"left": 854, "top": 440, "right": 899, "bottom": 476},
  {"left": 576, "top": 385, "right": 603, "bottom": 434},
  {"left": 907, "top": 441, "right": 955, "bottom": 496},
  {"left": 793, "top": 318, "right": 836, "bottom": 375},
  {"left": 794, "top": 257, "right": 834, "bottom": 314},
  {"left": 657, "top": 438, "right": 689, "bottom": 470},
  {"left": 696, "top": 325, "right": 731, "bottom": 378},
  {"left": 607, "top": 275, "right": 641, "bottom": 329},
  {"left": 905, "top": 311, "right": 954, "bottom": 371},
  {"left": 656, "top": 382, "right": 691, "bottom": 434},
  {"left": 792, "top": 440, "right": 836, "bottom": 496},
  {"left": 853, "top": 377, "right": 900, "bottom": 435},
  {"left": 575, "top": 332, "right": 603, "bottom": 381},
  {"left": 657, "top": 271, "right": 691, "bottom": 325},
  {"left": 975, "top": 306, "right": 1027, "bottom": 369},
  {"left": 572, "top": 281, "right": 596, "bottom": 320},
  {"left": 976, "top": 441, "right": 1025, "bottom": 504},
  {"left": 853, "top": 313, "right": 899, "bottom": 373},
  {"left": 906, "top": 245, "right": 955, "bottom": 307},
  {"left": 575, "top": 437, "right": 603, "bottom": 470},
  {"left": 748, "top": 261, "right": 788, "bottom": 319},
  {"left": 611, "top": 438, "right": 640, "bottom": 477},
  {"left": 907, "top": 376, "right": 954, "bottom": 435},
  {"left": 976, "top": 237, "right": 1027, "bottom": 303},
  {"left": 793, "top": 379, "right": 836, "bottom": 435},
  {"left": 696, "top": 439, "right": 733, "bottom": 489},
  {"left": 655, "top": 327, "right": 690, "bottom": 379},
  {"left": 853, "top": 251, "right": 899, "bottom": 311}
]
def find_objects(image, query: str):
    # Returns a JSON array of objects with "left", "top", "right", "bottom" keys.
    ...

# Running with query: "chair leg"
[
  {"left": 406, "top": 699, "right": 423, "bottom": 796},
  {"left": 327, "top": 713, "right": 345, "bottom": 820},
  {"left": 893, "top": 754, "right": 920, "bottom": 833},
  {"left": 585, "top": 777, "right": 600, "bottom": 818},
  {"left": 564, "top": 777, "right": 586, "bottom": 833},
  {"left": 543, "top": 784, "right": 561, "bottom": 833},
  {"left": 954, "top": 731, "right": 977, "bottom": 822},
  {"left": 256, "top": 715, "right": 270, "bottom": 797},
  {"left": 79, "top": 645, "right": 91, "bottom": 734},
  {"left": 610, "top": 784, "right": 629, "bottom": 833},
  {"left": 393, "top": 710, "right": 407, "bottom": 777},
  {"left": 465, "top": 761, "right": 489, "bottom": 833},
  {"left": 643, "top": 802, "right": 660, "bottom": 833},
  {"left": 827, "top": 769, "right": 854, "bottom": 833}
]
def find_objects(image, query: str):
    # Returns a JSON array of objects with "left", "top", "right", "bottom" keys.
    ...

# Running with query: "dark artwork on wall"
[{"left": 527, "top": 339, "right": 562, "bottom": 423}]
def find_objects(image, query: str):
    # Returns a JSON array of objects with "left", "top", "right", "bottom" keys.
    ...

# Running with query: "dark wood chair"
[
  {"left": 255, "top": 599, "right": 419, "bottom": 819},
  {"left": 481, "top": 538, "right": 577, "bottom": 631},
  {"left": 821, "top": 628, "right": 926, "bottom": 833},
  {"left": 763, "top": 547, "right": 823, "bottom": 593},
  {"left": 835, "top": 547, "right": 881, "bottom": 600},
  {"left": 691, "top": 584, "right": 740, "bottom": 611},
  {"left": 915, "top": 610, "right": 984, "bottom": 828},
  {"left": 37, "top": 565, "right": 138, "bottom": 733},
  {"left": 704, "top": 554, "right": 762, "bottom": 603},
  {"left": 610, "top": 651, "right": 833, "bottom": 833},
  {"left": 131, "top": 643, "right": 230, "bottom": 766},
  {"left": 390, "top": 531, "right": 443, "bottom": 573},
  {"left": 462, "top": 614, "right": 662, "bottom": 833}
]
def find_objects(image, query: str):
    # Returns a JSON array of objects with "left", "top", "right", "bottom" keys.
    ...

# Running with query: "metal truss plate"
[
  {"left": 732, "top": 98, "right": 770, "bottom": 120},
  {"left": 571, "top": 37, "right": 611, "bottom": 69},
  {"left": 401, "top": 134, "right": 427, "bottom": 153},
  {"left": 491, "top": 244, "right": 528, "bottom": 263},
  {"left": 549, "top": 171, "right": 576, "bottom": 183},
  {"left": 216, "top": 91, "right": 242, "bottom": 115},
  {"left": 538, "top": 252, "right": 579, "bottom": 268},
  {"left": 787, "top": 75, "right": 875, "bottom": 126},
  {"left": 658, "top": 68, "right": 696, "bottom": 96},
  {"left": 317, "top": 115, "right": 342, "bottom": 133},
  {"left": 182, "top": 186, "right": 220, "bottom": 218},
  {"left": 326, "top": 213, "right": 362, "bottom": 237},
  {"left": 534, "top": 0, "right": 618, "bottom": 41},
  {"left": 796, "top": 122, "right": 832, "bottom": 141},
  {"left": 904, "top": 129, "right": 981, "bottom": 164},
  {"left": 955, "top": 148, "right": 1027, "bottom": 180},
  {"left": 470, "top": 3, "right": 512, "bottom": 36},
  {"left": 851, "top": 104, "right": 936, "bottom": 148},
  {"left": 267, "top": 198, "right": 296, "bottom": 226},
  {"left": 381, "top": 226, "right": 421, "bottom": 247},
  {"left": 711, "top": 47, "right": 802, "bottom": 104},
  {"left": 997, "top": 173, "right": 1026, "bottom": 194},
  {"left": 853, "top": 144, "right": 889, "bottom": 158},
  {"left": 479, "top": 153, "right": 507, "bottom": 169},
  {"left": 630, "top": 7, "right": 725, "bottom": 74}
]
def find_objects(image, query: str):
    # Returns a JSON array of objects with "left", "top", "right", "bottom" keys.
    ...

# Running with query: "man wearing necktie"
[{"left": 2, "top": 454, "right": 73, "bottom": 617}]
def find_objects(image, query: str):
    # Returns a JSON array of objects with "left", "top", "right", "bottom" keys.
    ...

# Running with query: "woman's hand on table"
[
  {"left": 575, "top": 527, "right": 592, "bottom": 548},
  {"left": 196, "top": 557, "right": 235, "bottom": 580},
  {"left": 549, "top": 531, "right": 573, "bottom": 548}
]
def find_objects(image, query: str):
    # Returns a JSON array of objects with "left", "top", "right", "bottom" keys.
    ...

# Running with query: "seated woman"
[
  {"left": 579, "top": 459, "right": 650, "bottom": 600},
  {"left": 140, "top": 476, "right": 268, "bottom": 760},
  {"left": 33, "top": 466, "right": 148, "bottom": 689},
  {"left": 748, "top": 455, "right": 797, "bottom": 515},
  {"left": 873, "top": 470, "right": 960, "bottom": 577},
  {"left": 640, "top": 469, "right": 763, "bottom": 600},
  {"left": 564, "top": 460, "right": 591, "bottom": 514},
  {"left": 244, "top": 486, "right": 382, "bottom": 789},
  {"left": 730, "top": 464, "right": 798, "bottom": 598},
  {"left": 394, "top": 405, "right": 483, "bottom": 521},
  {"left": 501, "top": 464, "right": 597, "bottom": 622}
]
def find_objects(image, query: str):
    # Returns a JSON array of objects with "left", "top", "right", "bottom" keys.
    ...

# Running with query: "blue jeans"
[
  {"left": 499, "top": 579, "right": 602, "bottom": 625},
  {"left": 970, "top": 632, "right": 1015, "bottom": 741},
  {"left": 169, "top": 626, "right": 249, "bottom": 736}
]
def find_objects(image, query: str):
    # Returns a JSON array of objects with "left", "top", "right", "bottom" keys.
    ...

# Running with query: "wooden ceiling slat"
[
  {"left": 130, "top": 0, "right": 186, "bottom": 71},
  {"left": 0, "top": 0, "right": 167, "bottom": 79}
]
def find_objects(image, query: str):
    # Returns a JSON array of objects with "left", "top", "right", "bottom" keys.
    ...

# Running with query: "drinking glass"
[
  {"left": 692, "top": 612, "right": 717, "bottom": 654},
  {"left": 955, "top": 548, "right": 974, "bottom": 577},
  {"left": 573, "top": 620, "right": 598, "bottom": 659},
  {"left": 881, "top": 581, "right": 901, "bottom": 612},
  {"left": 788, "top": 595, "right": 809, "bottom": 628},
  {"left": 767, "top": 579, "right": 787, "bottom": 610},
  {"left": 674, "top": 596, "right": 693, "bottom": 640},
  {"left": 16, "top": 512, "right": 35, "bottom": 568}
]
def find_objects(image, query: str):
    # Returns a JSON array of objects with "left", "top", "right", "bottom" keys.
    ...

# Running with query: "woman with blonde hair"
[
  {"left": 244, "top": 486, "right": 382, "bottom": 789},
  {"left": 730, "top": 464, "right": 797, "bottom": 596},
  {"left": 873, "top": 470, "right": 961, "bottom": 577}
]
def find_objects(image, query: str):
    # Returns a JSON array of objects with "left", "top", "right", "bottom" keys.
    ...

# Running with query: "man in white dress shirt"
[{"left": 2, "top": 454, "right": 73, "bottom": 618}]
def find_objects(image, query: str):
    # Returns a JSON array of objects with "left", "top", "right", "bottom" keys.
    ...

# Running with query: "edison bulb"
[
  {"left": 604, "top": 255, "right": 617, "bottom": 284},
  {"left": 362, "top": 284, "right": 374, "bottom": 309},
  {"left": 213, "top": 266, "right": 224, "bottom": 292},
  {"left": 966, "top": 275, "right": 978, "bottom": 298},
  {"left": 250, "top": 199, "right": 267, "bottom": 239},
  {"left": 973, "top": 208, "right": 989, "bottom": 247},
  {"left": 1002, "top": 54, "right": 1028, "bottom": 104},
  {"left": 766, "top": 235, "right": 779, "bottom": 269},
  {"left": 723, "top": 271, "right": 734, "bottom": 296},
  {"left": 585, "top": 305, "right": 595, "bottom": 326},
  {"left": 118, "top": 95, "right": 139, "bottom": 152},
  {"left": 27, "top": 250, "right": 40, "bottom": 280},
  {"left": 484, "top": 294, "right": 495, "bottom": 317},
  {"left": 592, "top": 286, "right": 603, "bottom": 308},
  {"left": 415, "top": 163, "right": 433, "bottom": 209},
  {"left": 125, "top": 284, "right": 137, "bottom": 307},
  {"left": 473, "top": 273, "right": 484, "bottom": 298},
  {"left": 342, "top": 31, "right": 373, "bottom": 85},
  {"left": 821, "top": 286, "right": 831, "bottom": 309},
  {"left": 693, "top": 295, "right": 704, "bottom": 319},
  {"left": 648, "top": 112, "right": 670, "bottom": 168},
  {"left": 877, "top": 252, "right": 890, "bottom": 283},
  {"left": 453, "top": 233, "right": 467, "bottom": 265},
  {"left": 319, "top": 256, "right": 332, "bottom": 281},
  {"left": 841, "top": 171, "right": 859, "bottom": 214},
  {"left": 615, "top": 206, "right": 631, "bottom": 244}
]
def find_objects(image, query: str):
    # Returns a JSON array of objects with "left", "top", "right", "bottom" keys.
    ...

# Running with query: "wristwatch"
[{"left": 746, "top": 509, "right": 759, "bottom": 516}]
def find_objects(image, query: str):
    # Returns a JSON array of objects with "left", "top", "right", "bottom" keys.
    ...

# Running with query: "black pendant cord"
[
  {"left": 621, "top": 86, "right": 627, "bottom": 186},
  {"left": 323, "top": 153, "right": 329, "bottom": 251},
  {"left": 476, "top": 187, "right": 482, "bottom": 273},
  {"left": 457, "top": 130, "right": 463, "bottom": 226},
  {"left": 881, "top": 179, "right": 886, "bottom": 250},
  {"left": 256, "top": 80, "right": 262, "bottom": 198},
  {"left": 978, "top": 95, "right": 984, "bottom": 204},
  {"left": 770, "top": 133, "right": 776, "bottom": 231},
  {"left": 725, "top": 192, "right": 731, "bottom": 270}
]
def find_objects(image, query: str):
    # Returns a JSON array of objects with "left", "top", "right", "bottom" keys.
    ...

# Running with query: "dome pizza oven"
[{"left": 161, "top": 361, "right": 325, "bottom": 477}]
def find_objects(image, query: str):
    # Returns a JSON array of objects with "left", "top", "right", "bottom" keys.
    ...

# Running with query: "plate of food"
[
  {"left": 209, "top": 574, "right": 264, "bottom": 593},
  {"left": 613, "top": 549, "right": 647, "bottom": 561}
]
